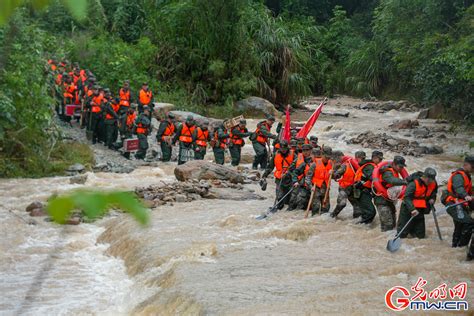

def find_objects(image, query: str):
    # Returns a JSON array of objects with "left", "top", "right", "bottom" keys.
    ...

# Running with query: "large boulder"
[
  {"left": 153, "top": 102, "right": 175, "bottom": 119},
  {"left": 417, "top": 104, "right": 444, "bottom": 119},
  {"left": 235, "top": 97, "right": 279, "bottom": 118},
  {"left": 169, "top": 111, "right": 222, "bottom": 129},
  {"left": 389, "top": 119, "right": 419, "bottom": 129},
  {"left": 174, "top": 160, "right": 244, "bottom": 183}
]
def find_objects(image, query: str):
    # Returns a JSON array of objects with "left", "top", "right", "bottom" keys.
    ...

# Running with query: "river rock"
[
  {"left": 153, "top": 102, "right": 175, "bottom": 119},
  {"left": 417, "top": 104, "right": 444, "bottom": 119},
  {"left": 175, "top": 194, "right": 187, "bottom": 203},
  {"left": 70, "top": 174, "right": 88, "bottom": 184},
  {"left": 26, "top": 201, "right": 44, "bottom": 213},
  {"left": 174, "top": 160, "right": 244, "bottom": 183},
  {"left": 66, "top": 163, "right": 85, "bottom": 175},
  {"left": 66, "top": 217, "right": 81, "bottom": 225},
  {"left": 29, "top": 208, "right": 47, "bottom": 217},
  {"left": 389, "top": 119, "right": 419, "bottom": 129},
  {"left": 207, "top": 188, "right": 265, "bottom": 201},
  {"left": 322, "top": 109, "right": 349, "bottom": 117},
  {"left": 235, "top": 97, "right": 279, "bottom": 117}
]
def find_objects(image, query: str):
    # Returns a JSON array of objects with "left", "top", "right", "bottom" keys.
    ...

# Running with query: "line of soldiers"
[{"left": 263, "top": 141, "right": 473, "bottom": 260}]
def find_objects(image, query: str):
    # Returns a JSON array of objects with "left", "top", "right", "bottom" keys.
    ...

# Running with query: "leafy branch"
[{"left": 47, "top": 191, "right": 149, "bottom": 225}]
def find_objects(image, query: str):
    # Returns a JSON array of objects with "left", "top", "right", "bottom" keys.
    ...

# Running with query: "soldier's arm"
[
  {"left": 362, "top": 164, "right": 375, "bottom": 181},
  {"left": 428, "top": 182, "right": 438, "bottom": 202},
  {"left": 259, "top": 125, "right": 277, "bottom": 139},
  {"left": 452, "top": 174, "right": 469, "bottom": 198},
  {"left": 289, "top": 160, "right": 300, "bottom": 183},
  {"left": 403, "top": 181, "right": 416, "bottom": 211},
  {"left": 305, "top": 163, "right": 316, "bottom": 188},
  {"left": 156, "top": 121, "right": 167, "bottom": 140},
  {"left": 218, "top": 128, "right": 229, "bottom": 140},
  {"left": 172, "top": 124, "right": 183, "bottom": 144},
  {"left": 333, "top": 164, "right": 346, "bottom": 180},
  {"left": 232, "top": 127, "right": 249, "bottom": 138},
  {"left": 382, "top": 170, "right": 407, "bottom": 186},
  {"left": 262, "top": 157, "right": 276, "bottom": 178}
]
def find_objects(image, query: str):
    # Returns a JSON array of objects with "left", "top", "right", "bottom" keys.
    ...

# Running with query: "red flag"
[
  {"left": 281, "top": 105, "right": 291, "bottom": 141},
  {"left": 296, "top": 98, "right": 326, "bottom": 138}
]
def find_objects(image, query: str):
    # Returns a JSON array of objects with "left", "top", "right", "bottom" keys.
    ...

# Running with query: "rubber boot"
[{"left": 330, "top": 205, "right": 344, "bottom": 218}]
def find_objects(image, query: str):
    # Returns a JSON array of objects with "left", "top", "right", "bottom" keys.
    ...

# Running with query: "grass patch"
[{"left": 0, "top": 140, "right": 94, "bottom": 178}]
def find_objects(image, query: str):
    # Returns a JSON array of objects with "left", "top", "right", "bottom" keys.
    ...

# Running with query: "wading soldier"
[
  {"left": 173, "top": 115, "right": 196, "bottom": 165},
  {"left": 262, "top": 141, "right": 295, "bottom": 209},
  {"left": 443, "top": 156, "right": 473, "bottom": 249},
  {"left": 193, "top": 122, "right": 210, "bottom": 160},
  {"left": 353, "top": 150, "right": 383, "bottom": 224},
  {"left": 212, "top": 122, "right": 230, "bottom": 165},
  {"left": 104, "top": 97, "right": 120, "bottom": 149},
  {"left": 397, "top": 168, "right": 438, "bottom": 239},
  {"left": 306, "top": 146, "right": 333, "bottom": 215},
  {"left": 134, "top": 106, "right": 152, "bottom": 160},
  {"left": 373, "top": 155, "right": 408, "bottom": 232},
  {"left": 229, "top": 119, "right": 250, "bottom": 166},
  {"left": 156, "top": 112, "right": 175, "bottom": 162},
  {"left": 287, "top": 144, "right": 313, "bottom": 211},
  {"left": 251, "top": 116, "right": 277, "bottom": 170}
]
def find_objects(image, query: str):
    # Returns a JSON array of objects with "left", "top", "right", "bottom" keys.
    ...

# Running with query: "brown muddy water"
[{"left": 1, "top": 97, "right": 473, "bottom": 315}]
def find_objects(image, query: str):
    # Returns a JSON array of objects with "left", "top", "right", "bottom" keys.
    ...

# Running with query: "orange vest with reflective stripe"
[
  {"left": 179, "top": 124, "right": 195, "bottom": 143},
  {"left": 105, "top": 102, "right": 120, "bottom": 120},
  {"left": 91, "top": 95, "right": 103, "bottom": 113},
  {"left": 119, "top": 88, "right": 131, "bottom": 107},
  {"left": 354, "top": 162, "right": 376, "bottom": 189},
  {"left": 412, "top": 179, "right": 437, "bottom": 209},
  {"left": 136, "top": 122, "right": 148, "bottom": 134},
  {"left": 338, "top": 161, "right": 356, "bottom": 188},
  {"left": 378, "top": 166, "right": 400, "bottom": 189},
  {"left": 196, "top": 128, "right": 209, "bottom": 147},
  {"left": 255, "top": 122, "right": 271, "bottom": 144},
  {"left": 230, "top": 127, "right": 245, "bottom": 145},
  {"left": 446, "top": 170, "right": 472, "bottom": 203},
  {"left": 126, "top": 112, "right": 137, "bottom": 128},
  {"left": 311, "top": 158, "right": 333, "bottom": 188},
  {"left": 214, "top": 129, "right": 227, "bottom": 149},
  {"left": 274, "top": 152, "right": 294, "bottom": 179},
  {"left": 55, "top": 73, "right": 63, "bottom": 85},
  {"left": 139, "top": 89, "right": 152, "bottom": 105},
  {"left": 295, "top": 153, "right": 310, "bottom": 181},
  {"left": 161, "top": 121, "right": 175, "bottom": 141},
  {"left": 63, "top": 83, "right": 75, "bottom": 99}
]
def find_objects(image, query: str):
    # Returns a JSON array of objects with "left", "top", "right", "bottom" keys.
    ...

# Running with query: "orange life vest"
[
  {"left": 136, "top": 122, "right": 148, "bottom": 135},
  {"left": 378, "top": 166, "right": 400, "bottom": 189},
  {"left": 338, "top": 161, "right": 356, "bottom": 189},
  {"left": 48, "top": 60, "right": 57, "bottom": 71},
  {"left": 255, "top": 122, "right": 271, "bottom": 144},
  {"left": 230, "top": 127, "right": 246, "bottom": 146},
  {"left": 55, "top": 73, "right": 63, "bottom": 85},
  {"left": 72, "top": 74, "right": 81, "bottom": 85},
  {"left": 411, "top": 178, "right": 437, "bottom": 209},
  {"left": 214, "top": 129, "right": 228, "bottom": 149},
  {"left": 63, "top": 83, "right": 76, "bottom": 99},
  {"left": 196, "top": 128, "right": 209, "bottom": 147},
  {"left": 295, "top": 153, "right": 310, "bottom": 181},
  {"left": 126, "top": 112, "right": 137, "bottom": 128},
  {"left": 91, "top": 95, "right": 103, "bottom": 113},
  {"left": 119, "top": 88, "right": 131, "bottom": 107},
  {"left": 179, "top": 124, "right": 195, "bottom": 143},
  {"left": 105, "top": 102, "right": 120, "bottom": 120},
  {"left": 274, "top": 152, "right": 294, "bottom": 179},
  {"left": 446, "top": 170, "right": 472, "bottom": 203},
  {"left": 354, "top": 162, "right": 376, "bottom": 189},
  {"left": 161, "top": 121, "right": 175, "bottom": 141},
  {"left": 311, "top": 158, "right": 333, "bottom": 188},
  {"left": 139, "top": 89, "right": 152, "bottom": 105}
]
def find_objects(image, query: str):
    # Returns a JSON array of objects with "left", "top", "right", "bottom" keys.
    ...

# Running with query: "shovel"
[
  {"left": 386, "top": 215, "right": 416, "bottom": 252},
  {"left": 256, "top": 187, "right": 294, "bottom": 220},
  {"left": 431, "top": 206, "right": 442, "bottom": 241}
]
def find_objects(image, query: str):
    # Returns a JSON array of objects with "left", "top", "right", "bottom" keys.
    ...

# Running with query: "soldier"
[
  {"left": 212, "top": 122, "right": 230, "bottom": 165},
  {"left": 193, "top": 122, "right": 211, "bottom": 160},
  {"left": 134, "top": 106, "right": 152, "bottom": 160},
  {"left": 156, "top": 112, "right": 176, "bottom": 162},
  {"left": 290, "top": 139, "right": 298, "bottom": 155},
  {"left": 443, "top": 156, "right": 473, "bottom": 249},
  {"left": 138, "top": 82, "right": 153, "bottom": 113},
  {"left": 397, "top": 168, "right": 438, "bottom": 239},
  {"left": 331, "top": 151, "right": 365, "bottom": 219},
  {"left": 251, "top": 117, "right": 277, "bottom": 170},
  {"left": 229, "top": 119, "right": 250, "bottom": 166},
  {"left": 121, "top": 104, "right": 137, "bottom": 159},
  {"left": 306, "top": 146, "right": 333, "bottom": 215},
  {"left": 89, "top": 86, "right": 103, "bottom": 144},
  {"left": 173, "top": 115, "right": 196, "bottom": 165},
  {"left": 262, "top": 140, "right": 295, "bottom": 209},
  {"left": 104, "top": 97, "right": 120, "bottom": 149},
  {"left": 309, "top": 136, "right": 321, "bottom": 149},
  {"left": 373, "top": 155, "right": 408, "bottom": 232},
  {"left": 353, "top": 150, "right": 383, "bottom": 225},
  {"left": 287, "top": 144, "right": 313, "bottom": 211}
]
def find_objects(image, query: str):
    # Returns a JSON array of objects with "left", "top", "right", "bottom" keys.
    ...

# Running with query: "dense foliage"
[{"left": 0, "top": 0, "right": 472, "bottom": 177}]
